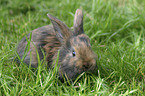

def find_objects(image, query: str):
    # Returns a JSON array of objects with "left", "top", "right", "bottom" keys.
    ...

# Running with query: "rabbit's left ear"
[
  {"left": 73, "top": 9, "right": 84, "bottom": 35},
  {"left": 47, "top": 14, "right": 72, "bottom": 42}
]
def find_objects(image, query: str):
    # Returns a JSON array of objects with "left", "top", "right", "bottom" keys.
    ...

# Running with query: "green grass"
[{"left": 0, "top": 0, "right": 145, "bottom": 95}]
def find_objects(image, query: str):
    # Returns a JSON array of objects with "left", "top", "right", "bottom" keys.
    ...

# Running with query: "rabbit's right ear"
[
  {"left": 47, "top": 14, "right": 72, "bottom": 42},
  {"left": 73, "top": 9, "right": 84, "bottom": 35}
]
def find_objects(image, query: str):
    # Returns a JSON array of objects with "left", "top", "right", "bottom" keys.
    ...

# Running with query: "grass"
[{"left": 0, "top": 0, "right": 145, "bottom": 95}]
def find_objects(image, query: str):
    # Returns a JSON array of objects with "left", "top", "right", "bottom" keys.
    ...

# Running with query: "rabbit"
[{"left": 17, "top": 9, "right": 97, "bottom": 81}]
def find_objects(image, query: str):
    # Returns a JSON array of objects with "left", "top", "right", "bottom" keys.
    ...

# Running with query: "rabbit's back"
[{"left": 17, "top": 25, "right": 61, "bottom": 67}]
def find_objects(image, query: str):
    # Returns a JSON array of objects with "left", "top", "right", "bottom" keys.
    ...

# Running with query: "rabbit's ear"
[
  {"left": 47, "top": 14, "right": 72, "bottom": 41},
  {"left": 73, "top": 9, "right": 84, "bottom": 35}
]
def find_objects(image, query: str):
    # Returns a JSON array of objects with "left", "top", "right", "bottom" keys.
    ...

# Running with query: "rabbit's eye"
[{"left": 72, "top": 51, "right": 76, "bottom": 57}]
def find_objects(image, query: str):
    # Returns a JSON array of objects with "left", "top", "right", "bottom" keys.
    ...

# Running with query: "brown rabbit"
[{"left": 17, "top": 9, "right": 97, "bottom": 81}]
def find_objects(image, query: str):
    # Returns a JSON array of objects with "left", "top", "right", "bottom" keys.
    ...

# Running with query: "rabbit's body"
[
  {"left": 17, "top": 9, "right": 97, "bottom": 80},
  {"left": 17, "top": 25, "right": 60, "bottom": 68}
]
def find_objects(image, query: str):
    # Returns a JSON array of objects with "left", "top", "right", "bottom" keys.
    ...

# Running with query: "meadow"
[{"left": 0, "top": 0, "right": 145, "bottom": 95}]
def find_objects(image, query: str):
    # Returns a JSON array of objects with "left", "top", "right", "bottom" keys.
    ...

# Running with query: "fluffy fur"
[{"left": 17, "top": 9, "right": 97, "bottom": 81}]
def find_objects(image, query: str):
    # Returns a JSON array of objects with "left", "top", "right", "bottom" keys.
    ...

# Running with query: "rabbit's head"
[{"left": 47, "top": 9, "right": 97, "bottom": 80}]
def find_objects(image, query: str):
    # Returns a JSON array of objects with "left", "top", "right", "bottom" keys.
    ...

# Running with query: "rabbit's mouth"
[
  {"left": 75, "top": 58, "right": 97, "bottom": 71},
  {"left": 75, "top": 64, "right": 97, "bottom": 75},
  {"left": 82, "top": 63, "right": 97, "bottom": 72}
]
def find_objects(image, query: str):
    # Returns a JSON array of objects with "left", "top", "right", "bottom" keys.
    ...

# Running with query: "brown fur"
[{"left": 17, "top": 9, "right": 97, "bottom": 81}]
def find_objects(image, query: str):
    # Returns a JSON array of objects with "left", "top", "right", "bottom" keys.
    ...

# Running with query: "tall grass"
[{"left": 0, "top": 0, "right": 145, "bottom": 95}]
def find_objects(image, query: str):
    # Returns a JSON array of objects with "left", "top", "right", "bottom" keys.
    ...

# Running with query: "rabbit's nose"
[{"left": 82, "top": 59, "right": 96, "bottom": 70}]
